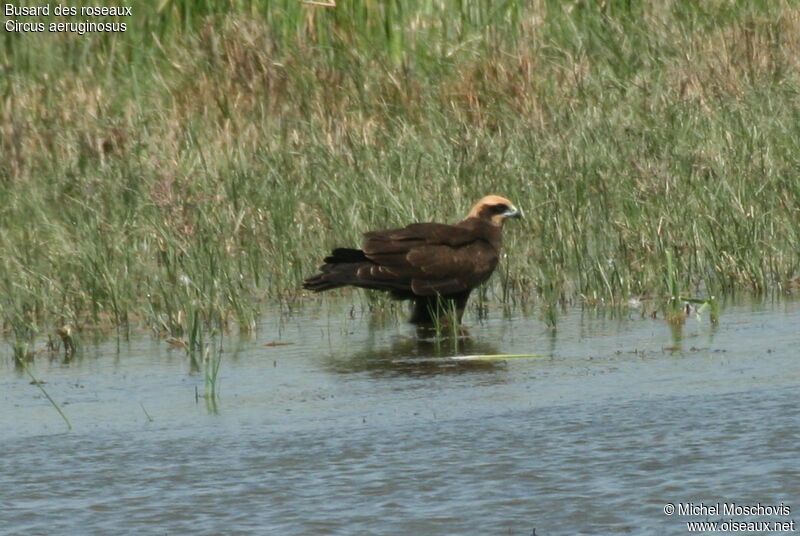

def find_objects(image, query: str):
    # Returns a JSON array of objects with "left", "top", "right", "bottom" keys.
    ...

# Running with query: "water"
[{"left": 1, "top": 299, "right": 798, "bottom": 535}]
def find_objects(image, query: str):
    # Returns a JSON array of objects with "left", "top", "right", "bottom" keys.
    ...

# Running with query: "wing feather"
[
  {"left": 359, "top": 222, "right": 499, "bottom": 296},
  {"left": 364, "top": 223, "right": 480, "bottom": 250}
]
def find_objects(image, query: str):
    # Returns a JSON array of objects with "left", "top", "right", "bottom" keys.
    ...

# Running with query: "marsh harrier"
[{"left": 303, "top": 195, "right": 522, "bottom": 325}]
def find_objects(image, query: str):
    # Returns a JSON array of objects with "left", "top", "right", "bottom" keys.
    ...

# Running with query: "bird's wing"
[
  {"left": 360, "top": 222, "right": 498, "bottom": 296},
  {"left": 363, "top": 223, "right": 478, "bottom": 250}
]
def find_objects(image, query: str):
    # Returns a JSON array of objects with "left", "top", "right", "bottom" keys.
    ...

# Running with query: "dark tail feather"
[
  {"left": 303, "top": 248, "right": 369, "bottom": 292},
  {"left": 324, "top": 248, "right": 369, "bottom": 264},
  {"left": 302, "top": 272, "right": 345, "bottom": 292}
]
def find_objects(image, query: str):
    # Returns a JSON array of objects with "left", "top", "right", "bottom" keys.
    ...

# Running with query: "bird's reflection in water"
[{"left": 325, "top": 329, "right": 507, "bottom": 377}]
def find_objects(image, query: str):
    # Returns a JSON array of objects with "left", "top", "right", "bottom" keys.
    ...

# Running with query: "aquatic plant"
[
  {"left": 1, "top": 0, "right": 799, "bottom": 345},
  {"left": 20, "top": 362, "right": 72, "bottom": 431},
  {"left": 202, "top": 343, "right": 223, "bottom": 414},
  {"left": 424, "top": 297, "right": 463, "bottom": 353}
]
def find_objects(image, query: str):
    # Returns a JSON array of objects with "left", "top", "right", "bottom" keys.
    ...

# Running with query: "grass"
[
  {"left": 1, "top": 0, "right": 800, "bottom": 351},
  {"left": 19, "top": 360, "right": 72, "bottom": 431},
  {"left": 202, "top": 341, "right": 223, "bottom": 410}
]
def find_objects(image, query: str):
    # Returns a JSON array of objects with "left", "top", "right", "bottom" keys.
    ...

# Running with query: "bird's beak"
[{"left": 505, "top": 206, "right": 523, "bottom": 219}]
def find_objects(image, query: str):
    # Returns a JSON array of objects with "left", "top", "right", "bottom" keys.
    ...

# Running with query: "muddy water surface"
[{"left": 1, "top": 299, "right": 798, "bottom": 535}]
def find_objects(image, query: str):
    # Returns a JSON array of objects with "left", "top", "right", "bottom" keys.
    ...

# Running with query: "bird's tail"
[
  {"left": 322, "top": 248, "right": 369, "bottom": 264},
  {"left": 303, "top": 248, "right": 369, "bottom": 292}
]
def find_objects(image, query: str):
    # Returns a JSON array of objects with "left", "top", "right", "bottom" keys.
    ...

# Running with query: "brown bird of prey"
[{"left": 303, "top": 195, "right": 522, "bottom": 325}]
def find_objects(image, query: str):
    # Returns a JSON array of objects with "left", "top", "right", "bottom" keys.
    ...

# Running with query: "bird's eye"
[{"left": 493, "top": 204, "right": 509, "bottom": 214}]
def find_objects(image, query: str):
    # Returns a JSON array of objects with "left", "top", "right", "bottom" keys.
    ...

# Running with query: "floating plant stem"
[{"left": 21, "top": 362, "right": 72, "bottom": 432}]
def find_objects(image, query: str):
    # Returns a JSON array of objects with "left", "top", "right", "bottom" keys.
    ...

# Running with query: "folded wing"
[{"left": 358, "top": 222, "right": 498, "bottom": 296}]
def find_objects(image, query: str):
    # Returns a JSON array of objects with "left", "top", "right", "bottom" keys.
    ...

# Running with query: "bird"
[{"left": 303, "top": 195, "right": 522, "bottom": 326}]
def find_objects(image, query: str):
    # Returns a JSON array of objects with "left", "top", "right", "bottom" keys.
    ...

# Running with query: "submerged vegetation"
[{"left": 2, "top": 0, "right": 800, "bottom": 353}]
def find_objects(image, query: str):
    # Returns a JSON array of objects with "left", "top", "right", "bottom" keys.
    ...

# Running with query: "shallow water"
[{"left": 1, "top": 298, "right": 798, "bottom": 535}]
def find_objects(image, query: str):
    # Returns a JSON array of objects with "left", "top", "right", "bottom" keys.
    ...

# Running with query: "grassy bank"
[{"left": 2, "top": 0, "right": 800, "bottom": 355}]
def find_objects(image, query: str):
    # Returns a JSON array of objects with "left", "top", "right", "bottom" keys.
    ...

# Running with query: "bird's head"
[{"left": 467, "top": 195, "right": 523, "bottom": 227}]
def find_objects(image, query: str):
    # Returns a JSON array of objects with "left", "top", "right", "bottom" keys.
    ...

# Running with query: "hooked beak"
[{"left": 505, "top": 206, "right": 523, "bottom": 219}]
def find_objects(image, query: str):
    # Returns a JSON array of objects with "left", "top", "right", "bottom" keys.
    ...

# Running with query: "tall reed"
[{"left": 1, "top": 0, "right": 798, "bottom": 345}]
